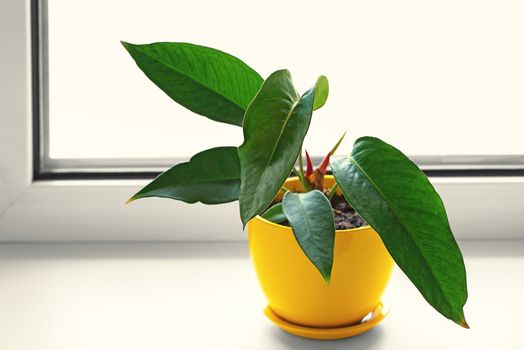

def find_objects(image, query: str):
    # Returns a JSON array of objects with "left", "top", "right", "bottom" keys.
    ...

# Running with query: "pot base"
[{"left": 264, "top": 301, "right": 389, "bottom": 340}]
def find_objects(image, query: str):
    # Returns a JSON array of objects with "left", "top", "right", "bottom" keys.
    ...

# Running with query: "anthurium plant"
[{"left": 122, "top": 41, "right": 468, "bottom": 328}]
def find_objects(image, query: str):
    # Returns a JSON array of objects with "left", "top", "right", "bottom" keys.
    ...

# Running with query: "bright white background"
[{"left": 48, "top": 0, "right": 524, "bottom": 160}]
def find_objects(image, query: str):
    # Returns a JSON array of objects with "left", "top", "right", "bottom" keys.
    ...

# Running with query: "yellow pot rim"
[{"left": 254, "top": 214, "right": 371, "bottom": 234}]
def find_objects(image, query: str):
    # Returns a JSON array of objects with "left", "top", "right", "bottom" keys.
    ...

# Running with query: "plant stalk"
[
  {"left": 298, "top": 150, "right": 305, "bottom": 179},
  {"left": 296, "top": 150, "right": 313, "bottom": 191},
  {"left": 327, "top": 183, "right": 339, "bottom": 200}
]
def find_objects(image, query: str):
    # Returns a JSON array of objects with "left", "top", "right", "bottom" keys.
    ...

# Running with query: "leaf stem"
[
  {"left": 295, "top": 150, "right": 313, "bottom": 191},
  {"left": 298, "top": 150, "right": 305, "bottom": 179},
  {"left": 327, "top": 183, "right": 339, "bottom": 200}
]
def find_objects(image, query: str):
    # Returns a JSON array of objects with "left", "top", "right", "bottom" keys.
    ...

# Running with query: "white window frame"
[{"left": 2, "top": 0, "right": 524, "bottom": 241}]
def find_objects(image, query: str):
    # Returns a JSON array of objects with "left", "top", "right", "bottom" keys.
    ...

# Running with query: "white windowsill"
[
  {"left": 0, "top": 240, "right": 521, "bottom": 350},
  {"left": 2, "top": 177, "right": 524, "bottom": 241}
]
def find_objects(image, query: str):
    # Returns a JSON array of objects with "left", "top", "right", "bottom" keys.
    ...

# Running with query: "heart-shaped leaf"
[
  {"left": 238, "top": 69, "right": 317, "bottom": 225},
  {"left": 313, "top": 75, "right": 329, "bottom": 110},
  {"left": 128, "top": 147, "right": 240, "bottom": 205},
  {"left": 331, "top": 137, "right": 468, "bottom": 327},
  {"left": 282, "top": 190, "right": 335, "bottom": 283},
  {"left": 122, "top": 41, "right": 263, "bottom": 126}
]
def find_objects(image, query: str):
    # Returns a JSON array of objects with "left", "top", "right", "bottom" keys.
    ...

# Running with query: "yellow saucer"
[{"left": 264, "top": 302, "right": 389, "bottom": 340}]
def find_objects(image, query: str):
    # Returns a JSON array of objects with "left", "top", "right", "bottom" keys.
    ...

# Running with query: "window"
[
  {"left": 0, "top": 0, "right": 523, "bottom": 241},
  {"left": 36, "top": 0, "right": 524, "bottom": 177}
]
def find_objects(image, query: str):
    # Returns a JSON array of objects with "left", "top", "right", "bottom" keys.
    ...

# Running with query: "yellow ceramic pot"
[{"left": 247, "top": 176, "right": 394, "bottom": 337}]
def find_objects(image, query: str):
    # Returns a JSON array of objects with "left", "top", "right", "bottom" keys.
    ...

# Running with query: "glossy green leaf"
[
  {"left": 260, "top": 203, "right": 287, "bottom": 224},
  {"left": 122, "top": 41, "right": 263, "bottom": 126},
  {"left": 282, "top": 190, "right": 335, "bottom": 283},
  {"left": 238, "top": 69, "right": 317, "bottom": 225},
  {"left": 313, "top": 75, "right": 329, "bottom": 110},
  {"left": 128, "top": 147, "right": 240, "bottom": 205},
  {"left": 331, "top": 137, "right": 468, "bottom": 327}
]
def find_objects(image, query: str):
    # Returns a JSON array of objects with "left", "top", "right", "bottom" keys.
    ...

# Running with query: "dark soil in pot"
[{"left": 329, "top": 194, "right": 368, "bottom": 230}]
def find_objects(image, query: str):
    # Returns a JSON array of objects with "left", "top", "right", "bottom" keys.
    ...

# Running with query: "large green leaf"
[
  {"left": 238, "top": 69, "right": 317, "bottom": 225},
  {"left": 122, "top": 41, "right": 263, "bottom": 126},
  {"left": 127, "top": 147, "right": 240, "bottom": 205},
  {"left": 331, "top": 137, "right": 468, "bottom": 327},
  {"left": 282, "top": 190, "right": 335, "bottom": 283}
]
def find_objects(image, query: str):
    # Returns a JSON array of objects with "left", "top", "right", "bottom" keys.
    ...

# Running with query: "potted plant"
[{"left": 122, "top": 41, "right": 469, "bottom": 339}]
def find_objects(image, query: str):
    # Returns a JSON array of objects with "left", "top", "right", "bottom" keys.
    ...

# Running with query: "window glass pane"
[{"left": 48, "top": 0, "right": 524, "bottom": 160}]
